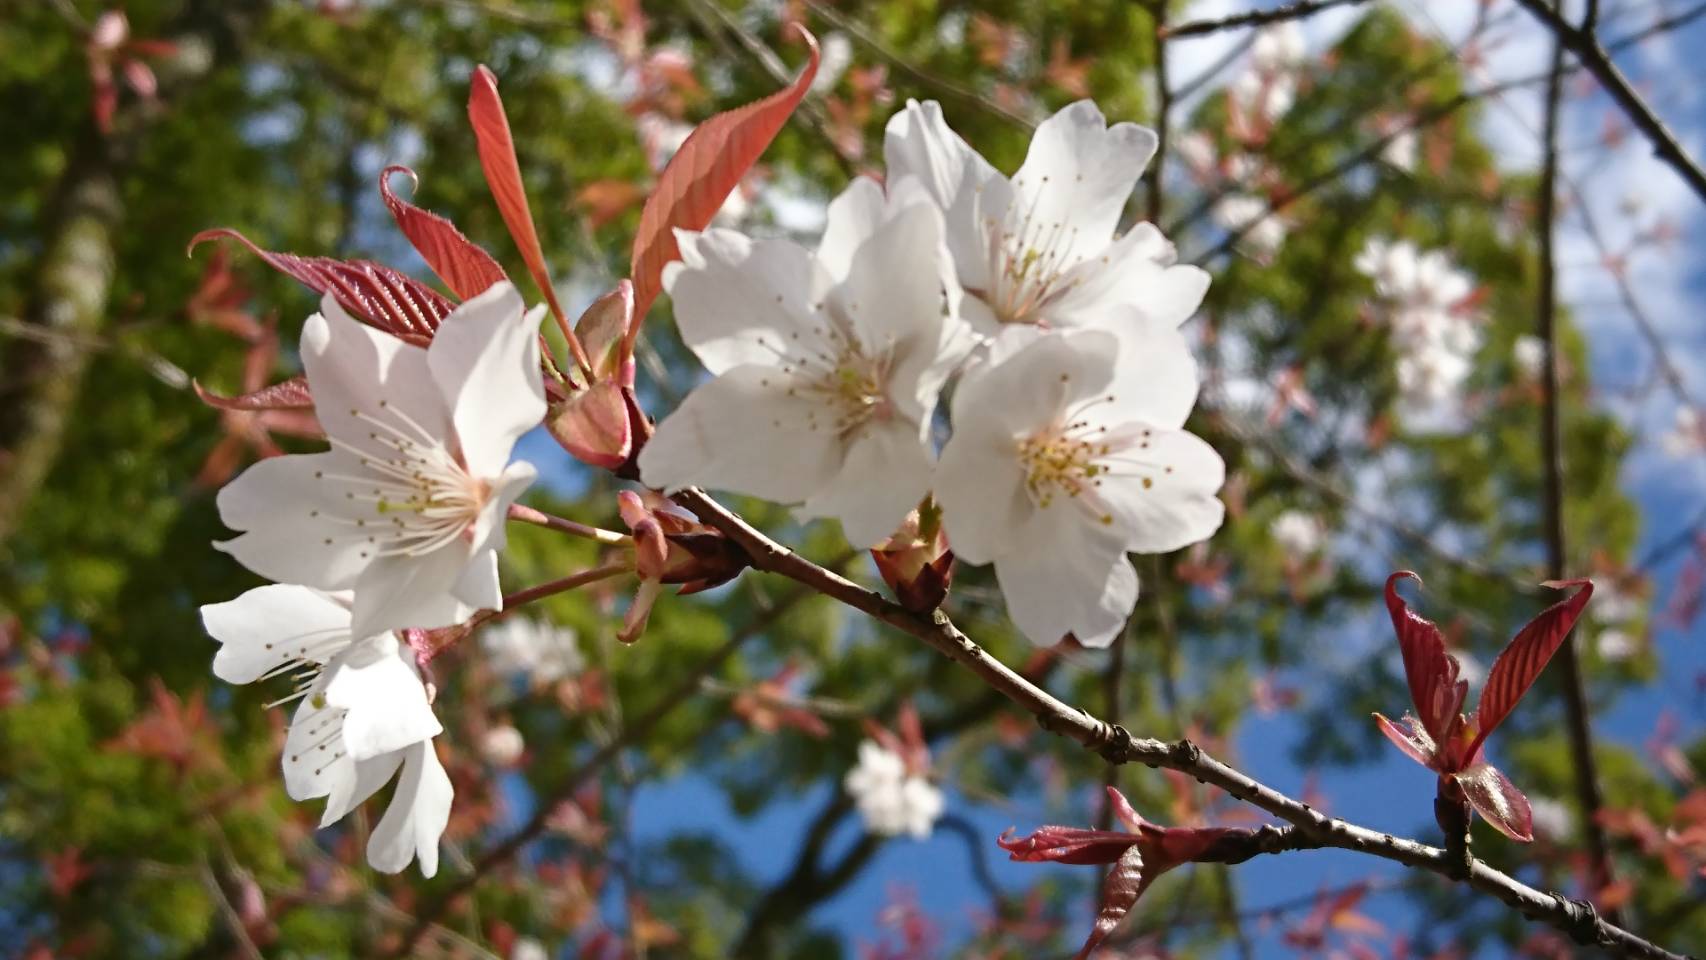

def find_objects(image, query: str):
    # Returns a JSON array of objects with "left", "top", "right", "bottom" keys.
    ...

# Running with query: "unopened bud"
[
  {"left": 546, "top": 380, "right": 632, "bottom": 471},
  {"left": 871, "top": 506, "right": 953, "bottom": 613}
]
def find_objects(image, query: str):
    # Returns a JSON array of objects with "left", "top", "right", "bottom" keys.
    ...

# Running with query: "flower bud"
[
  {"left": 546, "top": 380, "right": 632, "bottom": 471},
  {"left": 871, "top": 505, "right": 953, "bottom": 613}
]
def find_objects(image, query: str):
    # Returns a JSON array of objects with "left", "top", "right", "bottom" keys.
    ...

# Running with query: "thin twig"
[
  {"left": 1163, "top": 0, "right": 1373, "bottom": 39},
  {"left": 1535, "top": 6, "right": 1623, "bottom": 919},
  {"left": 673, "top": 487, "right": 1685, "bottom": 960},
  {"left": 1511, "top": 0, "right": 1706, "bottom": 203},
  {"left": 802, "top": 0, "right": 1033, "bottom": 130}
]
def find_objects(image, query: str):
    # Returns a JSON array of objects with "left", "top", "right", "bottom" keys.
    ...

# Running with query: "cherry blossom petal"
[
  {"left": 1094, "top": 311, "right": 1201, "bottom": 430},
  {"left": 425, "top": 282, "right": 546, "bottom": 478},
  {"left": 301, "top": 298, "right": 450, "bottom": 463},
  {"left": 452, "top": 548, "right": 502, "bottom": 613},
  {"left": 1050, "top": 227, "right": 1211, "bottom": 330},
  {"left": 322, "top": 752, "right": 407, "bottom": 828},
  {"left": 637, "top": 365, "right": 842, "bottom": 503},
  {"left": 663, "top": 228, "right": 836, "bottom": 375},
  {"left": 798, "top": 417, "right": 933, "bottom": 547},
  {"left": 832, "top": 203, "right": 963, "bottom": 423},
  {"left": 994, "top": 517, "right": 1137, "bottom": 647},
  {"left": 1010, "top": 101, "right": 1157, "bottom": 268},
  {"left": 323, "top": 638, "right": 442, "bottom": 761},
  {"left": 367, "top": 740, "right": 453, "bottom": 876},
  {"left": 215, "top": 450, "right": 372, "bottom": 589},
  {"left": 465, "top": 459, "right": 538, "bottom": 563},
  {"left": 882, "top": 99, "right": 999, "bottom": 286},
  {"left": 933, "top": 423, "right": 1031, "bottom": 566},
  {"left": 350, "top": 543, "right": 480, "bottom": 638},
  {"left": 281, "top": 697, "right": 403, "bottom": 826},
  {"left": 201, "top": 585, "right": 353, "bottom": 684},
  {"left": 817, "top": 176, "right": 886, "bottom": 282},
  {"left": 1095, "top": 427, "right": 1226, "bottom": 553}
]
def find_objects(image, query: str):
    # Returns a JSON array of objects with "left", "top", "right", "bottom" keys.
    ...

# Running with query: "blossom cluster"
[
  {"left": 1178, "top": 23, "right": 1310, "bottom": 260},
  {"left": 1353, "top": 236, "right": 1483, "bottom": 426},
  {"left": 190, "top": 86, "right": 1225, "bottom": 874},
  {"left": 639, "top": 99, "right": 1226, "bottom": 648},
  {"left": 200, "top": 283, "right": 550, "bottom": 876}
]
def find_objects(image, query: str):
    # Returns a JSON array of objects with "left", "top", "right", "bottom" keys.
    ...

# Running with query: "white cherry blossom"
[
  {"left": 844, "top": 740, "right": 943, "bottom": 839},
  {"left": 1270, "top": 509, "right": 1324, "bottom": 556},
  {"left": 1513, "top": 334, "right": 1547, "bottom": 379},
  {"left": 1354, "top": 238, "right": 1482, "bottom": 425},
  {"left": 200, "top": 584, "right": 452, "bottom": 876},
  {"left": 933, "top": 324, "right": 1225, "bottom": 647},
  {"left": 215, "top": 282, "right": 545, "bottom": 638},
  {"left": 480, "top": 616, "right": 584, "bottom": 685},
  {"left": 638, "top": 181, "right": 973, "bottom": 547},
  {"left": 480, "top": 723, "right": 526, "bottom": 767},
  {"left": 883, "top": 99, "right": 1209, "bottom": 338},
  {"left": 1213, "top": 193, "right": 1289, "bottom": 260}
]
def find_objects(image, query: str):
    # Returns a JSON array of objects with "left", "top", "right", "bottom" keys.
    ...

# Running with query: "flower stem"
[
  {"left": 507, "top": 502, "right": 628, "bottom": 545},
  {"left": 500, "top": 562, "right": 630, "bottom": 611}
]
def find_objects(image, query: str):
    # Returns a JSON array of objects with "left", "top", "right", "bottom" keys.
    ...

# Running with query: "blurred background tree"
[{"left": 1, "top": 0, "right": 1702, "bottom": 957}]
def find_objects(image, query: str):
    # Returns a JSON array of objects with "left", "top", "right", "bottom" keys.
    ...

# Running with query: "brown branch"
[
  {"left": 1511, "top": 0, "right": 1706, "bottom": 204},
  {"left": 1534, "top": 7, "right": 1623, "bottom": 921},
  {"left": 1162, "top": 0, "right": 1372, "bottom": 39},
  {"left": 674, "top": 488, "right": 1685, "bottom": 960},
  {"left": 801, "top": 0, "right": 1034, "bottom": 130},
  {"left": 681, "top": 0, "right": 857, "bottom": 178}
]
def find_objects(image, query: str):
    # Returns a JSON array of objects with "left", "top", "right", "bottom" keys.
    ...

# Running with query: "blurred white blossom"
[
  {"left": 481, "top": 617, "right": 584, "bottom": 685},
  {"left": 844, "top": 740, "right": 943, "bottom": 838},
  {"left": 1270, "top": 510, "right": 1324, "bottom": 555}
]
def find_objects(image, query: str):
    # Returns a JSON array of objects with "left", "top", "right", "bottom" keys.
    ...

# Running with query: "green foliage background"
[{"left": 0, "top": 1, "right": 1699, "bottom": 957}]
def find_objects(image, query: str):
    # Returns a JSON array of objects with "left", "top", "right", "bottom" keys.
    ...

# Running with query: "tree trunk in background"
[{"left": 0, "top": 135, "right": 121, "bottom": 543}]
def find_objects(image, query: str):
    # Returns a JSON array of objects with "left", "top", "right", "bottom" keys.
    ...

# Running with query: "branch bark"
[
  {"left": 1535, "top": 3, "right": 1623, "bottom": 922},
  {"left": 1511, "top": 0, "right": 1706, "bottom": 204},
  {"left": 1162, "top": 0, "right": 1372, "bottom": 39},
  {"left": 675, "top": 488, "right": 1686, "bottom": 960}
]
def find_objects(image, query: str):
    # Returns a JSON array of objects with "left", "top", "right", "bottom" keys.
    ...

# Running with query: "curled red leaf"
[
  {"left": 193, "top": 375, "right": 313, "bottom": 412},
  {"left": 1081, "top": 844, "right": 1147, "bottom": 960},
  {"left": 628, "top": 26, "right": 821, "bottom": 329},
  {"left": 1384, "top": 572, "right": 1467, "bottom": 747},
  {"left": 188, "top": 228, "right": 452, "bottom": 342},
  {"left": 379, "top": 165, "right": 508, "bottom": 301}
]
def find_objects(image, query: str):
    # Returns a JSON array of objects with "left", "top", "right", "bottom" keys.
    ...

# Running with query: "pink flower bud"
[
  {"left": 547, "top": 380, "right": 632, "bottom": 471},
  {"left": 870, "top": 506, "right": 953, "bottom": 613}
]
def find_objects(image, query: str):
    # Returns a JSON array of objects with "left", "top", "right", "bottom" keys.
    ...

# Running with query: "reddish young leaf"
[
  {"left": 1455, "top": 762, "right": 1534, "bottom": 842},
  {"left": 193, "top": 375, "right": 313, "bottom": 412},
  {"left": 379, "top": 165, "right": 508, "bottom": 301},
  {"left": 628, "top": 26, "right": 821, "bottom": 326},
  {"left": 189, "top": 229, "right": 453, "bottom": 341},
  {"left": 467, "top": 66, "right": 577, "bottom": 358},
  {"left": 997, "top": 824, "right": 1139, "bottom": 866},
  {"left": 546, "top": 380, "right": 632, "bottom": 470},
  {"left": 1373, "top": 711, "right": 1437, "bottom": 769},
  {"left": 1469, "top": 579, "right": 1594, "bottom": 753},
  {"left": 575, "top": 281, "right": 636, "bottom": 385},
  {"left": 1384, "top": 572, "right": 1467, "bottom": 746},
  {"left": 1080, "top": 845, "right": 1147, "bottom": 960}
]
